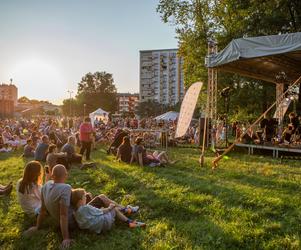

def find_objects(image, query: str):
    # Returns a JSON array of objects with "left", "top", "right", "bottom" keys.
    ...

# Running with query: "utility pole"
[{"left": 67, "top": 90, "right": 73, "bottom": 117}]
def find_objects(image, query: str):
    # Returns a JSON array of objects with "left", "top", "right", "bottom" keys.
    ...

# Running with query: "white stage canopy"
[
  {"left": 155, "top": 111, "right": 179, "bottom": 121},
  {"left": 89, "top": 108, "right": 109, "bottom": 125}
]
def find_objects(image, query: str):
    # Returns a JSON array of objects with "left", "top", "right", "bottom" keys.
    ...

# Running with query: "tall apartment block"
[
  {"left": 0, "top": 82, "right": 18, "bottom": 117},
  {"left": 139, "top": 49, "right": 184, "bottom": 105}
]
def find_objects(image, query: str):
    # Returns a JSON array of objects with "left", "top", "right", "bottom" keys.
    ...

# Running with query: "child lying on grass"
[{"left": 71, "top": 188, "right": 146, "bottom": 234}]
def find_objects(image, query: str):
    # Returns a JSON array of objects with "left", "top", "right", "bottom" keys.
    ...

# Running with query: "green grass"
[{"left": 1, "top": 147, "right": 301, "bottom": 250}]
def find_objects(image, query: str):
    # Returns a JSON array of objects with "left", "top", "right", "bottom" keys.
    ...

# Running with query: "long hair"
[
  {"left": 18, "top": 161, "right": 43, "bottom": 194},
  {"left": 121, "top": 136, "right": 131, "bottom": 147}
]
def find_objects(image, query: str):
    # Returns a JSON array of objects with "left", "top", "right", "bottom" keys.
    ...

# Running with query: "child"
[{"left": 71, "top": 188, "right": 146, "bottom": 234}]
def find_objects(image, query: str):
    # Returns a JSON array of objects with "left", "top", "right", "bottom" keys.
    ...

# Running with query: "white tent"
[
  {"left": 89, "top": 108, "right": 109, "bottom": 125},
  {"left": 155, "top": 111, "right": 179, "bottom": 121}
]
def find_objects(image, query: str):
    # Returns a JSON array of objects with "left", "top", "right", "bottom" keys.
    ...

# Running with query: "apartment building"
[
  {"left": 117, "top": 93, "right": 139, "bottom": 114},
  {"left": 139, "top": 49, "right": 184, "bottom": 105}
]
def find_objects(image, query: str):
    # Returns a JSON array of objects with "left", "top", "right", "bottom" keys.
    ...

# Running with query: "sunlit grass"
[{"left": 1, "top": 147, "right": 301, "bottom": 249}]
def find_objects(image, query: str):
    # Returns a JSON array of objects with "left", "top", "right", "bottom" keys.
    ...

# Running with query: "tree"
[
  {"left": 136, "top": 100, "right": 169, "bottom": 118},
  {"left": 157, "top": 0, "right": 301, "bottom": 118},
  {"left": 61, "top": 71, "right": 118, "bottom": 116}
]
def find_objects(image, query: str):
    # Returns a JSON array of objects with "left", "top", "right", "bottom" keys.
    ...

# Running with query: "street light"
[{"left": 67, "top": 90, "right": 73, "bottom": 117}]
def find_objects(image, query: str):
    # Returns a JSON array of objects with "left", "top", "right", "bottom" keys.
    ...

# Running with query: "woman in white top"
[{"left": 16, "top": 161, "right": 43, "bottom": 217}]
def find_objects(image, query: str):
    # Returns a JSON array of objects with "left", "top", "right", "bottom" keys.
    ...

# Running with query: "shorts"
[{"left": 102, "top": 209, "right": 116, "bottom": 231}]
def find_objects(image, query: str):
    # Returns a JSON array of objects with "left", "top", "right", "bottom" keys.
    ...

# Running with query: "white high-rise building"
[{"left": 139, "top": 49, "right": 184, "bottom": 105}]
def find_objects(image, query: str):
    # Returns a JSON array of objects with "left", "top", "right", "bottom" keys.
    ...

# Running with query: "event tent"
[
  {"left": 206, "top": 32, "right": 301, "bottom": 84},
  {"left": 89, "top": 108, "right": 109, "bottom": 125},
  {"left": 155, "top": 111, "right": 179, "bottom": 121}
]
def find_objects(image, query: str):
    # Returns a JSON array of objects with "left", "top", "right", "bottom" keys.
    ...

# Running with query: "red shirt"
[{"left": 79, "top": 122, "right": 93, "bottom": 142}]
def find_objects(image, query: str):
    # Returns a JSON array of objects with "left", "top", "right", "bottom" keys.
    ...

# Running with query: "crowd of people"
[
  {"left": 210, "top": 112, "right": 301, "bottom": 146},
  {"left": 0, "top": 115, "right": 185, "bottom": 248}
]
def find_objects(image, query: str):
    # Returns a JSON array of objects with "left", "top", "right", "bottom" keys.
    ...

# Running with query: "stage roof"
[{"left": 206, "top": 32, "right": 301, "bottom": 84}]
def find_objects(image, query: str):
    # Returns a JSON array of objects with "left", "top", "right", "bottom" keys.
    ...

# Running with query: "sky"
[{"left": 0, "top": 0, "right": 177, "bottom": 104}]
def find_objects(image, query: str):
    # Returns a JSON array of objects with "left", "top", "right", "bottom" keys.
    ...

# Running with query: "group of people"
[
  {"left": 0, "top": 115, "right": 186, "bottom": 248},
  {"left": 228, "top": 112, "right": 301, "bottom": 146},
  {"left": 18, "top": 162, "right": 145, "bottom": 248}
]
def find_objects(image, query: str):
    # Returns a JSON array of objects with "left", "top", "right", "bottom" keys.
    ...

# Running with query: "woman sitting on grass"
[
  {"left": 116, "top": 136, "right": 132, "bottom": 163},
  {"left": 71, "top": 188, "right": 146, "bottom": 234},
  {"left": 131, "top": 137, "right": 175, "bottom": 167},
  {"left": 16, "top": 161, "right": 43, "bottom": 217},
  {"left": 0, "top": 182, "right": 13, "bottom": 196}
]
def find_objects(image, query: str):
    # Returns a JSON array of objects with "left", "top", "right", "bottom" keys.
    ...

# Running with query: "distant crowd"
[{"left": 0, "top": 115, "right": 185, "bottom": 248}]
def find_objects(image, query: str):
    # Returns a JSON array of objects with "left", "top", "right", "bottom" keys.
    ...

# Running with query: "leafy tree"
[
  {"left": 157, "top": 0, "right": 301, "bottom": 118},
  {"left": 62, "top": 71, "right": 118, "bottom": 116},
  {"left": 77, "top": 71, "right": 117, "bottom": 114},
  {"left": 136, "top": 100, "right": 170, "bottom": 118}
]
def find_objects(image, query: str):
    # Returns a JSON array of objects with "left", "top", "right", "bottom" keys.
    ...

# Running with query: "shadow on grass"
[{"left": 94, "top": 163, "right": 240, "bottom": 249}]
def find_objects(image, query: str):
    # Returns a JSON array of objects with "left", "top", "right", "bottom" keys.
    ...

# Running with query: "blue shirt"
[
  {"left": 34, "top": 143, "right": 49, "bottom": 161},
  {"left": 74, "top": 205, "right": 105, "bottom": 233}
]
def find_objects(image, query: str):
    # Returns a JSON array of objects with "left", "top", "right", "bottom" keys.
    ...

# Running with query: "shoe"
[
  {"left": 128, "top": 221, "right": 146, "bottom": 228},
  {"left": 124, "top": 205, "right": 139, "bottom": 215}
]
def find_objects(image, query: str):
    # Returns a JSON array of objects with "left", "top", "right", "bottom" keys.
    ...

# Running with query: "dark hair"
[
  {"left": 84, "top": 117, "right": 91, "bottom": 123},
  {"left": 26, "top": 139, "right": 32, "bottom": 144},
  {"left": 135, "top": 137, "right": 143, "bottom": 145},
  {"left": 48, "top": 144, "right": 57, "bottom": 153},
  {"left": 122, "top": 136, "right": 131, "bottom": 147},
  {"left": 19, "top": 161, "right": 43, "bottom": 194}
]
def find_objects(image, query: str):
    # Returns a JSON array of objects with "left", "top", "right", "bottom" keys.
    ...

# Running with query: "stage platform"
[{"left": 235, "top": 143, "right": 301, "bottom": 158}]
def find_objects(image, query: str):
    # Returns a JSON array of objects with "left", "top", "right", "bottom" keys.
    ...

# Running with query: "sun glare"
[{"left": 10, "top": 58, "right": 65, "bottom": 102}]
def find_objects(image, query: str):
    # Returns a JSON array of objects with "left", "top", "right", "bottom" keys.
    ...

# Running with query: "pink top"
[{"left": 79, "top": 122, "right": 93, "bottom": 142}]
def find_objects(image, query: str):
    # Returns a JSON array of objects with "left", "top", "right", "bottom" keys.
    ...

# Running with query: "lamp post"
[
  {"left": 67, "top": 90, "right": 73, "bottom": 117},
  {"left": 84, "top": 103, "right": 87, "bottom": 117}
]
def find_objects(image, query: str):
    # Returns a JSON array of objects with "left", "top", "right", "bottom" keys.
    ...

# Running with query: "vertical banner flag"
[{"left": 175, "top": 82, "right": 203, "bottom": 138}]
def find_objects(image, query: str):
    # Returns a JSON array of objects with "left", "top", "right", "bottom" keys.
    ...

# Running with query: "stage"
[{"left": 235, "top": 143, "right": 301, "bottom": 158}]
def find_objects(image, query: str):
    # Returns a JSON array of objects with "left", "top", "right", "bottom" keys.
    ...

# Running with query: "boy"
[{"left": 71, "top": 188, "right": 146, "bottom": 234}]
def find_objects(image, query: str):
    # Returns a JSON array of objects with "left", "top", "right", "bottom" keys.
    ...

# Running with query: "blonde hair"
[{"left": 71, "top": 188, "right": 86, "bottom": 208}]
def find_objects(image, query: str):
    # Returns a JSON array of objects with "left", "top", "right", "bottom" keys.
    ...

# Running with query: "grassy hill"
[{"left": 1, "top": 147, "right": 301, "bottom": 250}]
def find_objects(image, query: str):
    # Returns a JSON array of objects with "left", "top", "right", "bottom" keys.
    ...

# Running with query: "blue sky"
[{"left": 0, "top": 0, "right": 177, "bottom": 104}]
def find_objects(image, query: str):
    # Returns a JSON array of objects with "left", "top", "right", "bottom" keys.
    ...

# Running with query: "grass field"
[{"left": 1, "top": 146, "right": 301, "bottom": 250}]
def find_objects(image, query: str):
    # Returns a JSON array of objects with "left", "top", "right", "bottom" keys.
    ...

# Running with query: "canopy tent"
[
  {"left": 206, "top": 32, "right": 301, "bottom": 84},
  {"left": 155, "top": 111, "right": 179, "bottom": 121},
  {"left": 89, "top": 108, "right": 109, "bottom": 125}
]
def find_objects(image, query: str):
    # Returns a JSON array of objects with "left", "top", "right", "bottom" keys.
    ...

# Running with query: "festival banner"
[{"left": 175, "top": 81, "right": 203, "bottom": 138}]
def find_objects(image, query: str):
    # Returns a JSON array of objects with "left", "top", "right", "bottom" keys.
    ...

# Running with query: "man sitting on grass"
[{"left": 24, "top": 164, "right": 74, "bottom": 248}]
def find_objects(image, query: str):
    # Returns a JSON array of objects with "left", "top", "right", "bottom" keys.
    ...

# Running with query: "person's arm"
[
  {"left": 60, "top": 203, "right": 72, "bottom": 248},
  {"left": 23, "top": 192, "right": 47, "bottom": 235},
  {"left": 102, "top": 203, "right": 115, "bottom": 213}
]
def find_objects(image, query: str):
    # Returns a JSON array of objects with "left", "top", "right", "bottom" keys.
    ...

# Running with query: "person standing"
[{"left": 79, "top": 117, "right": 93, "bottom": 161}]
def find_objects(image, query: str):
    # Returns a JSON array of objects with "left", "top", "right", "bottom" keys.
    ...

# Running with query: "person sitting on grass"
[
  {"left": 23, "top": 139, "right": 35, "bottom": 158},
  {"left": 61, "top": 136, "right": 82, "bottom": 165},
  {"left": 0, "top": 182, "right": 13, "bottom": 196},
  {"left": 107, "top": 128, "right": 129, "bottom": 155},
  {"left": 24, "top": 164, "right": 74, "bottom": 248},
  {"left": 46, "top": 144, "right": 69, "bottom": 174},
  {"left": 34, "top": 135, "right": 50, "bottom": 162},
  {"left": 131, "top": 137, "right": 175, "bottom": 167},
  {"left": 116, "top": 136, "right": 132, "bottom": 163},
  {"left": 71, "top": 188, "right": 146, "bottom": 234},
  {"left": 16, "top": 161, "right": 43, "bottom": 217}
]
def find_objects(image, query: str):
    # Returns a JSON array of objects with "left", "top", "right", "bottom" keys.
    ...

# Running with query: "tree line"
[{"left": 157, "top": 0, "right": 301, "bottom": 121}]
